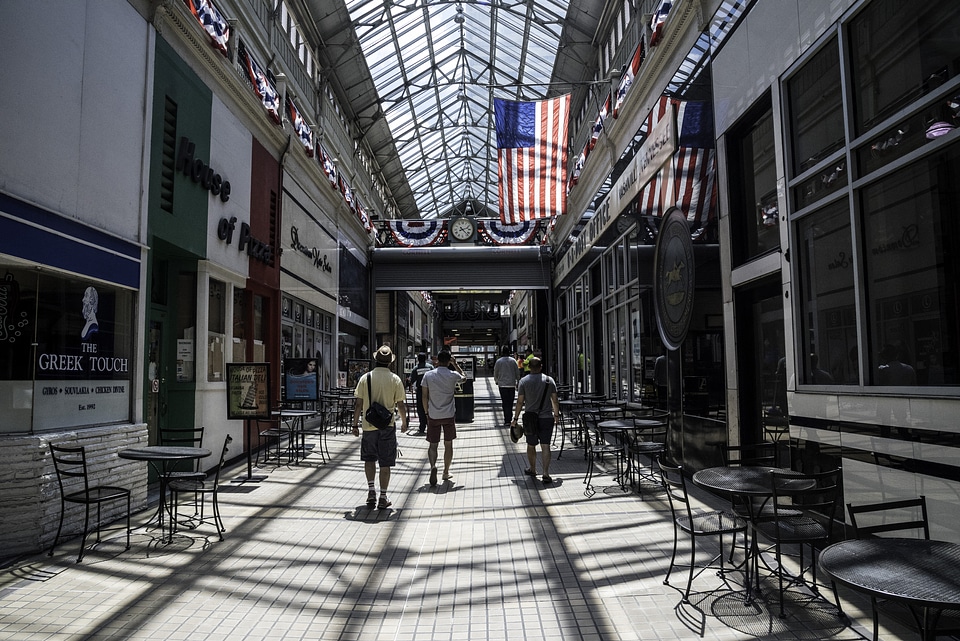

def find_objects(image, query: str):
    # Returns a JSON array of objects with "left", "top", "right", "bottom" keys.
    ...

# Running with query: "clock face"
[{"left": 450, "top": 217, "right": 475, "bottom": 240}]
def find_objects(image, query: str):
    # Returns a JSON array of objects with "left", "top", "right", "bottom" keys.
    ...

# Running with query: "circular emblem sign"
[{"left": 653, "top": 207, "right": 695, "bottom": 350}]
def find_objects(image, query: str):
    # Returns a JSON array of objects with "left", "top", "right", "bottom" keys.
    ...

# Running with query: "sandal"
[
  {"left": 542, "top": 475, "right": 554, "bottom": 483},
  {"left": 524, "top": 468, "right": 537, "bottom": 477}
]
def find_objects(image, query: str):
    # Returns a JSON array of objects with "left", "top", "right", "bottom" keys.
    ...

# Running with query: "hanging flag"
[
  {"left": 613, "top": 41, "right": 645, "bottom": 119},
  {"left": 185, "top": 0, "right": 230, "bottom": 55},
  {"left": 285, "top": 95, "right": 314, "bottom": 157},
  {"left": 495, "top": 95, "right": 570, "bottom": 223},
  {"left": 650, "top": 1, "right": 673, "bottom": 47},
  {"left": 354, "top": 196, "right": 373, "bottom": 232},
  {"left": 588, "top": 94, "right": 610, "bottom": 151},
  {"left": 479, "top": 220, "right": 537, "bottom": 245},
  {"left": 338, "top": 174, "right": 353, "bottom": 210},
  {"left": 238, "top": 41, "right": 281, "bottom": 124},
  {"left": 570, "top": 148, "right": 586, "bottom": 187},
  {"left": 317, "top": 143, "right": 337, "bottom": 188}
]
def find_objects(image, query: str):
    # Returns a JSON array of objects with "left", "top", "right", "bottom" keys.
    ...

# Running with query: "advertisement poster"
[
  {"left": 226, "top": 362, "right": 271, "bottom": 420},
  {"left": 284, "top": 357, "right": 319, "bottom": 401},
  {"left": 346, "top": 359, "right": 370, "bottom": 389}
]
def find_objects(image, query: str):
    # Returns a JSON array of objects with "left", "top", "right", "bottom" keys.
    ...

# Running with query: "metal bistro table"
[
  {"left": 272, "top": 409, "right": 320, "bottom": 463},
  {"left": 692, "top": 465, "right": 813, "bottom": 600},
  {"left": 118, "top": 445, "right": 211, "bottom": 542},
  {"left": 819, "top": 538, "right": 960, "bottom": 641}
]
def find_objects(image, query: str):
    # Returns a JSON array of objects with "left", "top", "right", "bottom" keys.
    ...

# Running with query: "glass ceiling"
[{"left": 344, "top": 0, "right": 570, "bottom": 220}]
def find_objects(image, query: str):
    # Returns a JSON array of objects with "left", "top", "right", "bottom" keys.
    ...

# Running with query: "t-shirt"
[
  {"left": 493, "top": 356, "right": 521, "bottom": 388},
  {"left": 517, "top": 373, "right": 557, "bottom": 418},
  {"left": 407, "top": 363, "right": 434, "bottom": 390},
  {"left": 354, "top": 367, "right": 405, "bottom": 431},
  {"left": 421, "top": 366, "right": 465, "bottom": 420}
]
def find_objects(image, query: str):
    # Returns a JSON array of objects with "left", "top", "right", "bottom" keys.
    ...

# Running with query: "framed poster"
[
  {"left": 226, "top": 362, "right": 271, "bottom": 420},
  {"left": 284, "top": 357, "right": 319, "bottom": 401},
  {"left": 346, "top": 359, "right": 371, "bottom": 389}
]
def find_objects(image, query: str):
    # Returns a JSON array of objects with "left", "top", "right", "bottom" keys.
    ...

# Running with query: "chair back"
[
  {"left": 49, "top": 444, "right": 93, "bottom": 496},
  {"left": 210, "top": 435, "right": 233, "bottom": 486},
  {"left": 159, "top": 426, "right": 205, "bottom": 448},
  {"left": 768, "top": 468, "right": 842, "bottom": 541},
  {"left": 722, "top": 442, "right": 776, "bottom": 467},
  {"left": 847, "top": 496, "right": 930, "bottom": 539},
  {"left": 657, "top": 457, "right": 695, "bottom": 519}
]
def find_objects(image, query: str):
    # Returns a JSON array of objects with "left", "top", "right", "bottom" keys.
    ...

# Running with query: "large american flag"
[
  {"left": 495, "top": 95, "right": 570, "bottom": 224},
  {"left": 637, "top": 96, "right": 717, "bottom": 231}
]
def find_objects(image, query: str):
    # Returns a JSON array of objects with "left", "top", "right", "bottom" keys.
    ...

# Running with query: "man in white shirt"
[
  {"left": 420, "top": 351, "right": 466, "bottom": 486},
  {"left": 493, "top": 346, "right": 521, "bottom": 427}
]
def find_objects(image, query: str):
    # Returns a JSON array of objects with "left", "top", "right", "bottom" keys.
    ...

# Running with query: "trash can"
[{"left": 454, "top": 379, "right": 474, "bottom": 423}]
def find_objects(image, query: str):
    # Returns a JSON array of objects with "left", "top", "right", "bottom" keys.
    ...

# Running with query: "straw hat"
[{"left": 374, "top": 345, "right": 395, "bottom": 364}]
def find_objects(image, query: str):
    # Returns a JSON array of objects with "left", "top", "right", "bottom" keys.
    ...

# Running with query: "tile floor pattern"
[{"left": 0, "top": 378, "right": 912, "bottom": 640}]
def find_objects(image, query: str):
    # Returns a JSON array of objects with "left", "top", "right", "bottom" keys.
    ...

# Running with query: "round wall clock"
[{"left": 449, "top": 215, "right": 476, "bottom": 242}]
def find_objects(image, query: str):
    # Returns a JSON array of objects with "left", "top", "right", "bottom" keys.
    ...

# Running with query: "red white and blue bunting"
[
  {"left": 479, "top": 220, "right": 537, "bottom": 245},
  {"left": 388, "top": 221, "right": 445, "bottom": 247},
  {"left": 184, "top": 0, "right": 230, "bottom": 56}
]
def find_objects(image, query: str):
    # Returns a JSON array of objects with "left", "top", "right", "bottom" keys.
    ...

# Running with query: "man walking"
[
  {"left": 420, "top": 350, "right": 465, "bottom": 485},
  {"left": 353, "top": 345, "right": 408, "bottom": 509},
  {"left": 493, "top": 346, "right": 521, "bottom": 427},
  {"left": 405, "top": 352, "right": 434, "bottom": 435},
  {"left": 511, "top": 357, "right": 561, "bottom": 483}
]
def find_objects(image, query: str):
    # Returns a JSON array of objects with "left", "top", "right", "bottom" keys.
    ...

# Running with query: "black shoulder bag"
[{"left": 364, "top": 374, "right": 394, "bottom": 430}]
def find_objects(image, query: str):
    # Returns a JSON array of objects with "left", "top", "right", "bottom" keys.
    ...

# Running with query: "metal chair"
[
  {"left": 159, "top": 426, "right": 206, "bottom": 482},
  {"left": 626, "top": 416, "right": 667, "bottom": 493},
  {"left": 169, "top": 435, "right": 232, "bottom": 540},
  {"left": 48, "top": 443, "right": 131, "bottom": 563},
  {"left": 753, "top": 468, "right": 842, "bottom": 617},
  {"left": 847, "top": 496, "right": 960, "bottom": 640},
  {"left": 582, "top": 413, "right": 626, "bottom": 496},
  {"left": 555, "top": 402, "right": 585, "bottom": 458},
  {"left": 658, "top": 457, "right": 748, "bottom": 602}
]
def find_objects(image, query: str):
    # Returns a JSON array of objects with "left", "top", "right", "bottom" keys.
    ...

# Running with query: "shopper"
[
  {"left": 405, "top": 352, "right": 434, "bottom": 435},
  {"left": 493, "top": 346, "right": 521, "bottom": 427},
  {"left": 511, "top": 357, "right": 561, "bottom": 483},
  {"left": 420, "top": 350, "right": 466, "bottom": 485},
  {"left": 352, "top": 345, "right": 408, "bottom": 509}
]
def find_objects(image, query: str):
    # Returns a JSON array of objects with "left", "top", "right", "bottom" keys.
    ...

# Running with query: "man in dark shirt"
[{"left": 406, "top": 352, "right": 434, "bottom": 435}]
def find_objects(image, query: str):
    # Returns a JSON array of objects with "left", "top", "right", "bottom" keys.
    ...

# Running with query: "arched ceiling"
[{"left": 307, "top": 0, "right": 605, "bottom": 220}]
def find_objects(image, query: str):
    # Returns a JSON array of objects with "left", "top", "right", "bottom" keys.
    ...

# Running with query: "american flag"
[
  {"left": 238, "top": 41, "right": 281, "bottom": 124},
  {"left": 637, "top": 97, "right": 717, "bottom": 232},
  {"left": 185, "top": 0, "right": 230, "bottom": 56},
  {"left": 588, "top": 94, "right": 610, "bottom": 151},
  {"left": 495, "top": 95, "right": 570, "bottom": 223},
  {"left": 285, "top": 95, "right": 314, "bottom": 157},
  {"left": 650, "top": 1, "right": 673, "bottom": 47}
]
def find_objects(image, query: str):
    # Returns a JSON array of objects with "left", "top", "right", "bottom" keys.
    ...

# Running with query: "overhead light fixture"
[{"left": 454, "top": 3, "right": 465, "bottom": 24}]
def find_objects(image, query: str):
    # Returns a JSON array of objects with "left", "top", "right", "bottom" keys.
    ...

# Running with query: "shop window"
[
  {"left": 860, "top": 141, "right": 960, "bottom": 386},
  {"left": 253, "top": 294, "right": 266, "bottom": 362},
  {"left": 795, "top": 200, "right": 858, "bottom": 385},
  {"left": 787, "top": 39, "right": 844, "bottom": 177},
  {"left": 207, "top": 279, "right": 225, "bottom": 382},
  {"left": 232, "top": 287, "right": 246, "bottom": 363},
  {"left": 848, "top": 2, "right": 960, "bottom": 137},
  {"left": 0, "top": 264, "right": 135, "bottom": 433},
  {"left": 728, "top": 97, "right": 780, "bottom": 265}
]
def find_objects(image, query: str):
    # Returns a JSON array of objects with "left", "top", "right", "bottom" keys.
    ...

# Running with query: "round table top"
[
  {"left": 118, "top": 445, "right": 211, "bottom": 461},
  {"left": 272, "top": 409, "right": 318, "bottom": 417},
  {"left": 598, "top": 419, "right": 634, "bottom": 430},
  {"left": 819, "top": 538, "right": 960, "bottom": 609},
  {"left": 692, "top": 466, "right": 808, "bottom": 496}
]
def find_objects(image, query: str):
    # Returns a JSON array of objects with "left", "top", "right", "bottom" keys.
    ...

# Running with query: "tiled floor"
[{"left": 0, "top": 378, "right": 909, "bottom": 640}]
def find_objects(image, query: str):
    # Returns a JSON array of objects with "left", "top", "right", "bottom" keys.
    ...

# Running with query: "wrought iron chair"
[
  {"left": 582, "top": 413, "right": 626, "bottom": 496},
  {"left": 159, "top": 426, "right": 206, "bottom": 482},
  {"left": 48, "top": 443, "right": 131, "bottom": 563},
  {"left": 658, "top": 457, "right": 747, "bottom": 602},
  {"left": 169, "top": 435, "right": 232, "bottom": 540}
]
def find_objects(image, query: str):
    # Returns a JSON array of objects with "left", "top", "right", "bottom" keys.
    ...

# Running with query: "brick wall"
[{"left": 0, "top": 423, "right": 148, "bottom": 560}]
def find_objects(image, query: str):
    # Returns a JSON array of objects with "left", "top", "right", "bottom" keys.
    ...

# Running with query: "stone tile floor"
[{"left": 0, "top": 378, "right": 912, "bottom": 640}]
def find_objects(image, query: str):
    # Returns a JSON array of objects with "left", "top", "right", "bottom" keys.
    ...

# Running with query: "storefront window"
[
  {"left": 861, "top": 142, "right": 960, "bottom": 386},
  {"left": 848, "top": 2, "right": 960, "bottom": 136},
  {"left": 232, "top": 287, "right": 246, "bottom": 363},
  {"left": 207, "top": 278, "right": 225, "bottom": 382},
  {"left": 253, "top": 294, "right": 265, "bottom": 362},
  {"left": 787, "top": 39, "right": 843, "bottom": 177},
  {"left": 728, "top": 98, "right": 779, "bottom": 264},
  {"left": 0, "top": 264, "right": 135, "bottom": 433},
  {"left": 795, "top": 200, "right": 858, "bottom": 385}
]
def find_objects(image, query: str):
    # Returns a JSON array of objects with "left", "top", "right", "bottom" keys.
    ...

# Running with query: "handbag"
[{"left": 364, "top": 375, "right": 394, "bottom": 430}]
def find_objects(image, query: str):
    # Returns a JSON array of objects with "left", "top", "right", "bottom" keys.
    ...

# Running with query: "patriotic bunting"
[
  {"left": 238, "top": 41, "right": 281, "bottom": 124},
  {"left": 613, "top": 41, "right": 645, "bottom": 119},
  {"left": 355, "top": 196, "right": 373, "bottom": 232},
  {"left": 588, "top": 94, "right": 610, "bottom": 151},
  {"left": 479, "top": 220, "right": 537, "bottom": 245},
  {"left": 495, "top": 95, "right": 570, "bottom": 223},
  {"left": 286, "top": 95, "right": 314, "bottom": 157},
  {"left": 184, "top": 0, "right": 230, "bottom": 55},
  {"left": 650, "top": 1, "right": 673, "bottom": 47},
  {"left": 387, "top": 221, "right": 445, "bottom": 247},
  {"left": 317, "top": 143, "right": 338, "bottom": 188}
]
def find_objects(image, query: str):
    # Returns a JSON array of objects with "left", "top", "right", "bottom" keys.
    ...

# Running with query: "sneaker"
[
  {"left": 377, "top": 495, "right": 392, "bottom": 509},
  {"left": 442, "top": 473, "right": 453, "bottom": 482},
  {"left": 542, "top": 475, "right": 554, "bottom": 484},
  {"left": 429, "top": 467, "right": 438, "bottom": 486},
  {"left": 366, "top": 491, "right": 376, "bottom": 507}
]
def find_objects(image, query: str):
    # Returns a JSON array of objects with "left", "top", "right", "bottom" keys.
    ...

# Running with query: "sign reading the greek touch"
[{"left": 226, "top": 363, "right": 271, "bottom": 420}]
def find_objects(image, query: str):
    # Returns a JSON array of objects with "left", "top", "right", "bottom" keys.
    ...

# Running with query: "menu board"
[{"left": 226, "top": 362, "right": 271, "bottom": 419}]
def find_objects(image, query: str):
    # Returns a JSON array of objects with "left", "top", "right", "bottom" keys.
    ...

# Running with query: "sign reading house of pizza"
[{"left": 654, "top": 207, "right": 695, "bottom": 351}]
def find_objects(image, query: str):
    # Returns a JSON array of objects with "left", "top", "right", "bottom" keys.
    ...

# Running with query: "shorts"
[
  {"left": 525, "top": 416, "right": 555, "bottom": 447},
  {"left": 426, "top": 416, "right": 457, "bottom": 443},
  {"left": 360, "top": 428, "right": 397, "bottom": 466}
]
